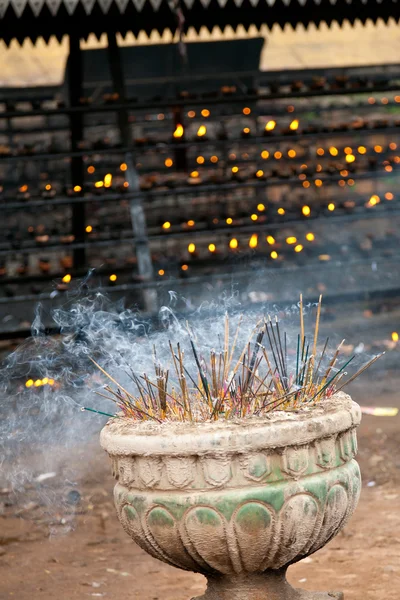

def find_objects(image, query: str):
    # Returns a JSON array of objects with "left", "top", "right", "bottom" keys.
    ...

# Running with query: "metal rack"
[{"left": 2, "top": 55, "right": 400, "bottom": 336}]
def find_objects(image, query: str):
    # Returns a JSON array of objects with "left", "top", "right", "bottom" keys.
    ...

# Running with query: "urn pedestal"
[{"left": 100, "top": 393, "right": 361, "bottom": 600}]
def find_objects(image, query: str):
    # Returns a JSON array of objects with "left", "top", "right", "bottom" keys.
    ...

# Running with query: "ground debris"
[
  {"left": 15, "top": 502, "right": 39, "bottom": 515},
  {"left": 35, "top": 473, "right": 57, "bottom": 483}
]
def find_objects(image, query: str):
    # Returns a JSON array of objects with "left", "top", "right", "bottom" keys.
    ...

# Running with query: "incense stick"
[
  {"left": 85, "top": 296, "right": 384, "bottom": 423},
  {"left": 299, "top": 294, "right": 305, "bottom": 344},
  {"left": 81, "top": 407, "right": 117, "bottom": 418}
]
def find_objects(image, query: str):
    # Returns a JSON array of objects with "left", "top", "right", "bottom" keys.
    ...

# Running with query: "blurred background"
[
  {"left": 1, "top": 3, "right": 400, "bottom": 598},
  {"left": 1, "top": 4, "right": 400, "bottom": 355}
]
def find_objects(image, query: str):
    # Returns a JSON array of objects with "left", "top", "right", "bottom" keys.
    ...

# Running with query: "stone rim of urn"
[{"left": 100, "top": 392, "right": 361, "bottom": 600}]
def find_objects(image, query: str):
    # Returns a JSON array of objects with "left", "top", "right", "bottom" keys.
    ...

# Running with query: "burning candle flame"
[
  {"left": 173, "top": 124, "right": 184, "bottom": 138},
  {"left": 229, "top": 238, "right": 238, "bottom": 249},
  {"left": 26, "top": 378, "right": 55, "bottom": 388},
  {"left": 249, "top": 234, "right": 258, "bottom": 249}
]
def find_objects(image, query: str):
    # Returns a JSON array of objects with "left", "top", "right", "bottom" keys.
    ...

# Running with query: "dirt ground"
[{"left": 1, "top": 376, "right": 400, "bottom": 600}]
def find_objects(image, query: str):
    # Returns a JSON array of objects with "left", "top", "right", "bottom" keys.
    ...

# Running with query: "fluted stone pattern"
[{"left": 101, "top": 393, "right": 361, "bottom": 599}]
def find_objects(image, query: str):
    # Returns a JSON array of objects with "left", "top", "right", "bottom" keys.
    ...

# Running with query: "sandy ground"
[{"left": 1, "top": 375, "right": 400, "bottom": 600}]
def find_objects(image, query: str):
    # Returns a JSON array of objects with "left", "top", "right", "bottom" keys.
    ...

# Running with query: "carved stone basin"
[{"left": 100, "top": 392, "right": 361, "bottom": 599}]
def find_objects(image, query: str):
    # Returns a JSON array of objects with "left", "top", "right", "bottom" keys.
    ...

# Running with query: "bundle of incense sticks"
[{"left": 83, "top": 295, "right": 384, "bottom": 422}]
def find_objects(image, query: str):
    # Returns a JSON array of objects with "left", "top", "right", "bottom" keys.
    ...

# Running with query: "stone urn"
[{"left": 100, "top": 393, "right": 361, "bottom": 600}]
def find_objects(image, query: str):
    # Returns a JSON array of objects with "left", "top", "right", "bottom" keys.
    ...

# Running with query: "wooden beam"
[
  {"left": 68, "top": 33, "right": 85, "bottom": 269},
  {"left": 107, "top": 31, "right": 157, "bottom": 313}
]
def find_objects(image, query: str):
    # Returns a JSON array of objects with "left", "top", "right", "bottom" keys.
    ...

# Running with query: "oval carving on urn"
[
  {"left": 165, "top": 457, "right": 196, "bottom": 488},
  {"left": 118, "top": 457, "right": 136, "bottom": 486},
  {"left": 147, "top": 507, "right": 199, "bottom": 571},
  {"left": 202, "top": 457, "right": 232, "bottom": 487},
  {"left": 119, "top": 503, "right": 159, "bottom": 559},
  {"left": 339, "top": 431, "right": 354, "bottom": 463},
  {"left": 323, "top": 485, "right": 348, "bottom": 542},
  {"left": 315, "top": 437, "right": 336, "bottom": 469},
  {"left": 274, "top": 494, "right": 319, "bottom": 567},
  {"left": 308, "top": 484, "right": 349, "bottom": 555},
  {"left": 121, "top": 503, "right": 173, "bottom": 564},
  {"left": 184, "top": 507, "right": 232, "bottom": 574},
  {"left": 137, "top": 457, "right": 163, "bottom": 488},
  {"left": 350, "top": 429, "right": 358, "bottom": 456},
  {"left": 282, "top": 446, "right": 309, "bottom": 477},
  {"left": 234, "top": 502, "right": 274, "bottom": 572},
  {"left": 240, "top": 453, "right": 271, "bottom": 482}
]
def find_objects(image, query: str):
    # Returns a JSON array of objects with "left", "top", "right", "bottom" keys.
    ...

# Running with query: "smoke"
[
  {"left": 0, "top": 281, "right": 379, "bottom": 532},
  {"left": 0, "top": 287, "right": 245, "bottom": 522}
]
